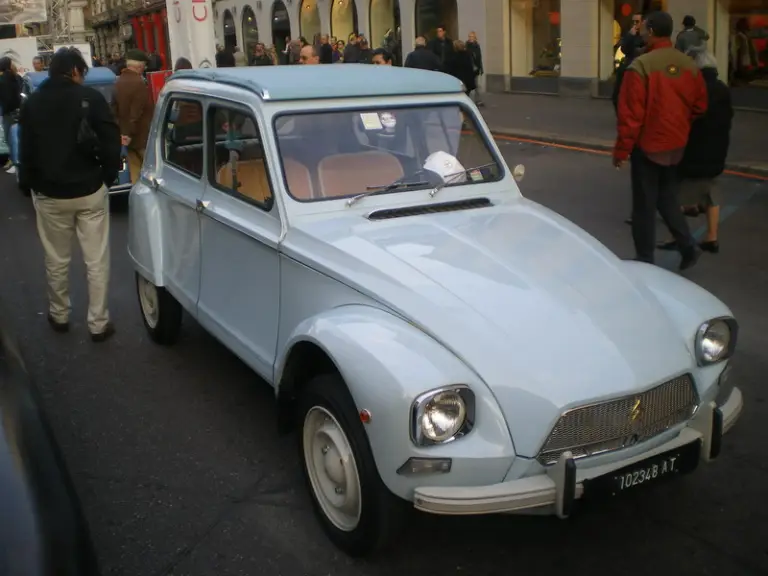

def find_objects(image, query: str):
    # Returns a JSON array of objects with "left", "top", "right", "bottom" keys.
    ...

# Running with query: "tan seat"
[
  {"left": 217, "top": 159, "right": 271, "bottom": 204},
  {"left": 283, "top": 157, "right": 314, "bottom": 200},
  {"left": 317, "top": 151, "right": 404, "bottom": 199}
]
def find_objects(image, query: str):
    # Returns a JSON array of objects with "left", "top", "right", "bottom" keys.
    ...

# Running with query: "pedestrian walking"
[
  {"left": 658, "top": 45, "right": 733, "bottom": 255},
  {"left": 113, "top": 49, "right": 154, "bottom": 185},
  {"left": 448, "top": 40, "right": 476, "bottom": 96},
  {"left": 675, "top": 15, "right": 710, "bottom": 54},
  {"left": 613, "top": 12, "right": 646, "bottom": 112},
  {"left": 18, "top": 47, "right": 121, "bottom": 341},
  {"left": 427, "top": 25, "right": 455, "bottom": 72},
  {"left": 404, "top": 36, "right": 441, "bottom": 71},
  {"left": 466, "top": 31, "right": 484, "bottom": 106},
  {"left": 0, "top": 57, "right": 24, "bottom": 174},
  {"left": 613, "top": 11, "right": 708, "bottom": 270}
]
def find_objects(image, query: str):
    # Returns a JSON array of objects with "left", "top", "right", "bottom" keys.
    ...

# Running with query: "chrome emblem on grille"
[{"left": 630, "top": 398, "right": 643, "bottom": 422}]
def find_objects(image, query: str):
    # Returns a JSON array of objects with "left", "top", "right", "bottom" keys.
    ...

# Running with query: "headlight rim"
[
  {"left": 695, "top": 316, "right": 738, "bottom": 366},
  {"left": 410, "top": 385, "right": 475, "bottom": 447}
]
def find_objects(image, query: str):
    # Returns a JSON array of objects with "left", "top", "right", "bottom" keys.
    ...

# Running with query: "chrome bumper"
[
  {"left": 109, "top": 183, "right": 133, "bottom": 195},
  {"left": 413, "top": 387, "right": 743, "bottom": 517}
]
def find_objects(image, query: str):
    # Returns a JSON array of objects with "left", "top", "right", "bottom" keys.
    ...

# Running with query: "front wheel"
[
  {"left": 136, "top": 273, "right": 182, "bottom": 345},
  {"left": 298, "top": 373, "right": 404, "bottom": 557}
]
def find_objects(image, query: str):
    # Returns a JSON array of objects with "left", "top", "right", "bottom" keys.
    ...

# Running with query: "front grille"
[{"left": 537, "top": 374, "right": 699, "bottom": 466}]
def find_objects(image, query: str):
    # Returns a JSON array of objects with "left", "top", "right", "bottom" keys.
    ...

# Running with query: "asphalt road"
[{"left": 1, "top": 143, "right": 767, "bottom": 576}]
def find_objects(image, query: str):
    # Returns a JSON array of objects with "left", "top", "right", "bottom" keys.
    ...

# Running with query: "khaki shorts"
[{"left": 679, "top": 177, "right": 720, "bottom": 208}]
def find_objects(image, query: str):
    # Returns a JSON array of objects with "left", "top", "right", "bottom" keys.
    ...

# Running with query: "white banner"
[
  {"left": 166, "top": 0, "right": 216, "bottom": 69},
  {"left": 0, "top": 37, "right": 39, "bottom": 75},
  {"left": 54, "top": 43, "right": 92, "bottom": 67}
]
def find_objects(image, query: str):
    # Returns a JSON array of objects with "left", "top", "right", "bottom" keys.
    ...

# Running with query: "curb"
[{"left": 490, "top": 127, "right": 768, "bottom": 179}]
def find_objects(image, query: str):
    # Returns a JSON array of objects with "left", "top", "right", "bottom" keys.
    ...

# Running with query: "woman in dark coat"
[
  {"left": 449, "top": 40, "right": 476, "bottom": 96},
  {"left": 658, "top": 45, "right": 733, "bottom": 254}
]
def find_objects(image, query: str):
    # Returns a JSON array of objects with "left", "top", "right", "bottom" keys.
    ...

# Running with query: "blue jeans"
[{"left": 2, "top": 115, "right": 14, "bottom": 162}]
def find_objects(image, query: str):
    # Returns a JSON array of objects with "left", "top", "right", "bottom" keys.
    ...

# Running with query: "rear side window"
[{"left": 162, "top": 97, "right": 204, "bottom": 178}]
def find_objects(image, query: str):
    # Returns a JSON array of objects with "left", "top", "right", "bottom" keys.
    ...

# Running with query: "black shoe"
[
  {"left": 700, "top": 240, "right": 719, "bottom": 254},
  {"left": 47, "top": 314, "right": 69, "bottom": 333},
  {"left": 679, "top": 248, "right": 701, "bottom": 271},
  {"left": 657, "top": 240, "right": 677, "bottom": 251},
  {"left": 90, "top": 323, "right": 115, "bottom": 343}
]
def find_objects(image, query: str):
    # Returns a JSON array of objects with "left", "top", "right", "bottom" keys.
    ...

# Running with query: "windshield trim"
[{"left": 270, "top": 101, "right": 506, "bottom": 204}]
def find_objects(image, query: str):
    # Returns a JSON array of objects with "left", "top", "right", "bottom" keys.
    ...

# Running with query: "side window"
[
  {"left": 207, "top": 104, "right": 273, "bottom": 210},
  {"left": 162, "top": 97, "right": 204, "bottom": 178}
]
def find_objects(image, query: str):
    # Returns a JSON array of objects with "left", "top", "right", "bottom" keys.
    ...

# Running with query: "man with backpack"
[{"left": 18, "top": 47, "right": 122, "bottom": 342}]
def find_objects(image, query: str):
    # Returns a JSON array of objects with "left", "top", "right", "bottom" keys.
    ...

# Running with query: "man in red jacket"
[{"left": 614, "top": 11, "right": 708, "bottom": 270}]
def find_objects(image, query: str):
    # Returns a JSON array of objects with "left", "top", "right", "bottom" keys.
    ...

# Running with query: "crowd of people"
[
  {"left": 212, "top": 27, "right": 485, "bottom": 104},
  {"left": 612, "top": 10, "right": 734, "bottom": 270}
]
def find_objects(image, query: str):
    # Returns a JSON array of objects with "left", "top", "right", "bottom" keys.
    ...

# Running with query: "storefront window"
[
  {"left": 415, "top": 0, "right": 458, "bottom": 41},
  {"left": 242, "top": 6, "right": 259, "bottom": 56},
  {"left": 729, "top": 1, "right": 768, "bottom": 89},
  {"left": 531, "top": 0, "right": 561, "bottom": 77},
  {"left": 222, "top": 10, "right": 236, "bottom": 51}
]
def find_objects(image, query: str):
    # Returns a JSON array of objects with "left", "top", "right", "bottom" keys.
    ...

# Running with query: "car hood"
[{"left": 285, "top": 198, "right": 694, "bottom": 457}]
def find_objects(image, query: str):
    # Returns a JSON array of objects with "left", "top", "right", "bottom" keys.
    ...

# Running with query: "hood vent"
[{"left": 366, "top": 197, "right": 492, "bottom": 221}]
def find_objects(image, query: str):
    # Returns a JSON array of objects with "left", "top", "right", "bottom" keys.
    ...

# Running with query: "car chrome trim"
[
  {"left": 410, "top": 385, "right": 475, "bottom": 447},
  {"left": 366, "top": 198, "right": 493, "bottom": 221},
  {"left": 536, "top": 373, "right": 700, "bottom": 466},
  {"left": 694, "top": 316, "right": 738, "bottom": 366}
]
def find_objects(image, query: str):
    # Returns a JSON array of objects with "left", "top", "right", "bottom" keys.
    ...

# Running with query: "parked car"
[
  {"left": 12, "top": 68, "right": 131, "bottom": 196},
  {"left": 128, "top": 66, "right": 744, "bottom": 557},
  {"left": 0, "top": 297, "right": 100, "bottom": 575}
]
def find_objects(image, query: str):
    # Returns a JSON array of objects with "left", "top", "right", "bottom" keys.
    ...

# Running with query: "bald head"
[
  {"left": 299, "top": 44, "right": 319, "bottom": 64},
  {"left": 415, "top": 36, "right": 427, "bottom": 47}
]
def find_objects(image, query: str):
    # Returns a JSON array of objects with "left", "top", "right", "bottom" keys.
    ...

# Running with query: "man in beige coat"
[{"left": 112, "top": 49, "right": 155, "bottom": 183}]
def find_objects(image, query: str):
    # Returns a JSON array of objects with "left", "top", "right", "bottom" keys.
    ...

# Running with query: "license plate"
[{"left": 582, "top": 439, "right": 701, "bottom": 499}]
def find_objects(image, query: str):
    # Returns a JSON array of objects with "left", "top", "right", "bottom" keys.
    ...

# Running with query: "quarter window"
[
  {"left": 207, "top": 105, "right": 273, "bottom": 210},
  {"left": 162, "top": 98, "right": 204, "bottom": 178}
]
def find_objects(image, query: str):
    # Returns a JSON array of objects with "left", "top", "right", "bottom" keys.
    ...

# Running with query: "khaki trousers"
[
  {"left": 127, "top": 148, "right": 144, "bottom": 183},
  {"left": 32, "top": 186, "right": 111, "bottom": 333}
]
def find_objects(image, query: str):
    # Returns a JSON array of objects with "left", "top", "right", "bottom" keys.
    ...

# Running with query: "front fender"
[
  {"left": 277, "top": 305, "right": 516, "bottom": 500},
  {"left": 624, "top": 261, "right": 734, "bottom": 393},
  {"left": 128, "top": 182, "right": 164, "bottom": 286}
]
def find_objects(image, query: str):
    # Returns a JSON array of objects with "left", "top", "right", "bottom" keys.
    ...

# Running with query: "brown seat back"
[
  {"left": 317, "top": 152, "right": 404, "bottom": 199},
  {"left": 282, "top": 157, "right": 314, "bottom": 200},
  {"left": 217, "top": 159, "right": 271, "bottom": 204}
]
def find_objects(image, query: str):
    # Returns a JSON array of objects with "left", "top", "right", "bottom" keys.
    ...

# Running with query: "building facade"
[
  {"left": 483, "top": 0, "right": 767, "bottom": 108},
  {"left": 211, "top": 0, "right": 486, "bottom": 60}
]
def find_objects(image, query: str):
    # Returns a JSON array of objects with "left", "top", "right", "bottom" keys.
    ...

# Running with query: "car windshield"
[{"left": 273, "top": 104, "right": 503, "bottom": 203}]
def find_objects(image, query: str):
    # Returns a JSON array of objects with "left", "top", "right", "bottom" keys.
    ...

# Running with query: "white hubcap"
[
  {"left": 137, "top": 276, "right": 160, "bottom": 329},
  {"left": 303, "top": 406, "right": 362, "bottom": 532}
]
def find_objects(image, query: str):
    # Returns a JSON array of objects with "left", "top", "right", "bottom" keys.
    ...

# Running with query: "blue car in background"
[{"left": 11, "top": 67, "right": 131, "bottom": 196}]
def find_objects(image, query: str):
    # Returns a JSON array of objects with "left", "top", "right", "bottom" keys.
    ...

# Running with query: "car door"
[
  {"left": 156, "top": 95, "right": 206, "bottom": 313},
  {"left": 195, "top": 100, "right": 281, "bottom": 382}
]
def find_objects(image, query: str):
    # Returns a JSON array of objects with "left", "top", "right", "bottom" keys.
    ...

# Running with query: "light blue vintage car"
[{"left": 128, "top": 66, "right": 743, "bottom": 557}]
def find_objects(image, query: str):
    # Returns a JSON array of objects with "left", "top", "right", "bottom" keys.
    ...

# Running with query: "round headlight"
[
  {"left": 420, "top": 391, "right": 467, "bottom": 443},
  {"left": 698, "top": 319, "right": 734, "bottom": 364}
]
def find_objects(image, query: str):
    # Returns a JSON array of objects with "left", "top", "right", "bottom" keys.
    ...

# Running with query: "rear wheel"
[
  {"left": 136, "top": 273, "right": 182, "bottom": 345},
  {"left": 298, "top": 373, "right": 404, "bottom": 557}
]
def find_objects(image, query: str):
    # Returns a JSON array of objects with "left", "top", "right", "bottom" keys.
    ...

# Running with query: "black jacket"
[
  {"left": 404, "top": 46, "right": 441, "bottom": 71},
  {"left": 427, "top": 37, "right": 454, "bottom": 72},
  {"left": 319, "top": 43, "right": 333, "bottom": 64},
  {"left": 19, "top": 77, "right": 122, "bottom": 199},
  {"left": 450, "top": 51, "right": 476, "bottom": 92},
  {"left": 216, "top": 50, "right": 236, "bottom": 68},
  {"left": 0, "top": 72, "right": 23, "bottom": 116},
  {"left": 467, "top": 41, "right": 483, "bottom": 74},
  {"left": 679, "top": 68, "right": 733, "bottom": 179}
]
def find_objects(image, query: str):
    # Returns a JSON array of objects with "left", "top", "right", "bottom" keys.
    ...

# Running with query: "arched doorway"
[
  {"left": 300, "top": 0, "right": 321, "bottom": 44},
  {"left": 415, "top": 0, "right": 458, "bottom": 41},
  {"left": 222, "top": 9, "right": 236, "bottom": 50},
  {"left": 370, "top": 0, "right": 401, "bottom": 63},
  {"left": 242, "top": 6, "right": 259, "bottom": 57},
  {"left": 331, "top": 0, "right": 358, "bottom": 43},
  {"left": 272, "top": 0, "right": 291, "bottom": 56}
]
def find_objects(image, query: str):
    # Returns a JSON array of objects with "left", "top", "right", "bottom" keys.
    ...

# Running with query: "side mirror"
[{"left": 513, "top": 164, "right": 526, "bottom": 182}]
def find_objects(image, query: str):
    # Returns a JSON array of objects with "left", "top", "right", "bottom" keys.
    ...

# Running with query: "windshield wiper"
[
  {"left": 429, "top": 162, "right": 499, "bottom": 198},
  {"left": 346, "top": 180, "right": 430, "bottom": 207}
]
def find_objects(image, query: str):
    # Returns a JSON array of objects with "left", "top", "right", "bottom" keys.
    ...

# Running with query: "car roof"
[
  {"left": 25, "top": 67, "right": 116, "bottom": 89},
  {"left": 170, "top": 64, "right": 464, "bottom": 101}
]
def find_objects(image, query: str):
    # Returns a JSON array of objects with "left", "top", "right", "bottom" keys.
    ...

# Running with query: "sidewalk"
[{"left": 479, "top": 92, "right": 768, "bottom": 177}]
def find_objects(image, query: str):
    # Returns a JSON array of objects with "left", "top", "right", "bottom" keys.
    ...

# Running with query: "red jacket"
[{"left": 614, "top": 39, "right": 708, "bottom": 162}]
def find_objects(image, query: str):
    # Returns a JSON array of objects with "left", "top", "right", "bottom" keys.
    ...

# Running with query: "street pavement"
[
  {"left": 479, "top": 92, "right": 768, "bottom": 175},
  {"left": 1, "top": 142, "right": 767, "bottom": 576}
]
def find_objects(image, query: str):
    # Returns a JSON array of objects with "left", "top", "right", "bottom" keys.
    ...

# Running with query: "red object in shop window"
[
  {"left": 549, "top": 11, "right": 560, "bottom": 26},
  {"left": 148, "top": 70, "right": 173, "bottom": 103},
  {"left": 621, "top": 3, "right": 632, "bottom": 17}
]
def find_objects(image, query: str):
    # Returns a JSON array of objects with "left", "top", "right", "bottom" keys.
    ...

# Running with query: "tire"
[
  {"left": 135, "top": 272, "right": 182, "bottom": 345},
  {"left": 298, "top": 373, "right": 405, "bottom": 557}
]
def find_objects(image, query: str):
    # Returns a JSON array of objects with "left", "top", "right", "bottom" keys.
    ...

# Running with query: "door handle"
[
  {"left": 196, "top": 199, "right": 210, "bottom": 212},
  {"left": 150, "top": 176, "right": 165, "bottom": 189}
]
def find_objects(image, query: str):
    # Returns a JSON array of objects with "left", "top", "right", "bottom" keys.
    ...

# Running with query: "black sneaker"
[
  {"left": 679, "top": 247, "right": 701, "bottom": 271},
  {"left": 47, "top": 314, "right": 69, "bottom": 333},
  {"left": 90, "top": 323, "right": 115, "bottom": 343}
]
